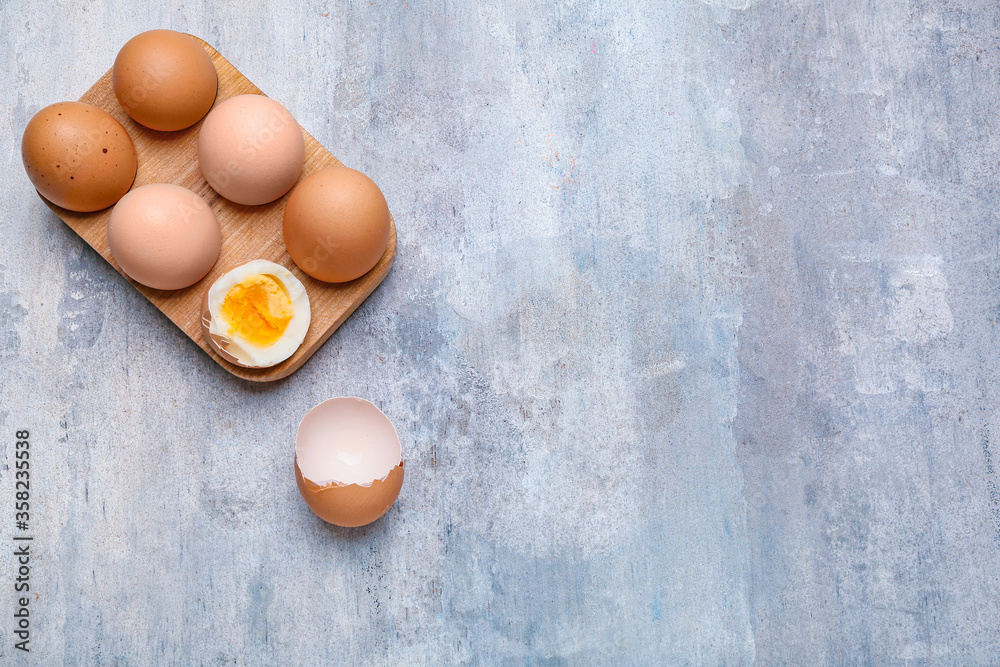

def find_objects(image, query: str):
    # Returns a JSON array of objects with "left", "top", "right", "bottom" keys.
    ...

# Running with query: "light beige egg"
[
  {"left": 197, "top": 94, "right": 305, "bottom": 205},
  {"left": 108, "top": 183, "right": 221, "bottom": 290}
]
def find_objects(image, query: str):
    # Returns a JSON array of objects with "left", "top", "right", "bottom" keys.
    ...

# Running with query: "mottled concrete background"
[{"left": 2, "top": 0, "right": 1000, "bottom": 664}]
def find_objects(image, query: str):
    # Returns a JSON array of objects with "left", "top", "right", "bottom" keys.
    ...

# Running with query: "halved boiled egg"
[{"left": 201, "top": 259, "right": 310, "bottom": 368}]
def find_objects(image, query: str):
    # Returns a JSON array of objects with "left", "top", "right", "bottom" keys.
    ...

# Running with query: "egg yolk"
[{"left": 220, "top": 274, "right": 293, "bottom": 346}]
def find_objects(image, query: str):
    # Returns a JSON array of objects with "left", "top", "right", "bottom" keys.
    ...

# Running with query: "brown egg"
[
  {"left": 295, "top": 397, "right": 404, "bottom": 528},
  {"left": 283, "top": 167, "right": 391, "bottom": 283},
  {"left": 21, "top": 101, "right": 137, "bottom": 212},
  {"left": 113, "top": 29, "right": 218, "bottom": 131}
]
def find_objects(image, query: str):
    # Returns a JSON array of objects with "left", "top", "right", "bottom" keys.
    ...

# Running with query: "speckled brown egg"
[
  {"left": 282, "top": 167, "right": 391, "bottom": 283},
  {"left": 113, "top": 29, "right": 218, "bottom": 131},
  {"left": 21, "top": 101, "right": 137, "bottom": 212}
]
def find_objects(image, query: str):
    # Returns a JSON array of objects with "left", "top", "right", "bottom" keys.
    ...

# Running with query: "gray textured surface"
[{"left": 2, "top": 0, "right": 1000, "bottom": 664}]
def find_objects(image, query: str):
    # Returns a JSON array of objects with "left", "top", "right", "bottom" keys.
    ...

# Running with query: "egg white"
[{"left": 207, "top": 259, "right": 311, "bottom": 367}]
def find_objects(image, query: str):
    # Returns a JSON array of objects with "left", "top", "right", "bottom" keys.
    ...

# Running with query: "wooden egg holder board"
[{"left": 41, "top": 36, "right": 396, "bottom": 382}]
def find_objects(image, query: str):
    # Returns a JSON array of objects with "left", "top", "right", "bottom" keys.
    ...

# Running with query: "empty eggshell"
[{"left": 295, "top": 397, "right": 404, "bottom": 528}]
